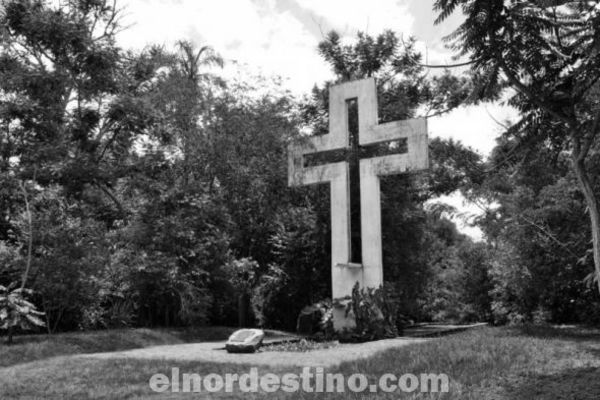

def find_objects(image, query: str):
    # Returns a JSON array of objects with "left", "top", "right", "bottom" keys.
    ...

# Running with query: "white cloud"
[
  {"left": 298, "top": 0, "right": 414, "bottom": 37},
  {"left": 429, "top": 103, "right": 519, "bottom": 156},
  {"left": 118, "top": 0, "right": 333, "bottom": 94}
]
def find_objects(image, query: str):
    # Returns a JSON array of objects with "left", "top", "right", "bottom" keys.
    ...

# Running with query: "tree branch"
[
  {"left": 419, "top": 59, "right": 479, "bottom": 69},
  {"left": 518, "top": 214, "right": 579, "bottom": 259},
  {"left": 577, "top": 107, "right": 600, "bottom": 161},
  {"left": 94, "top": 181, "right": 127, "bottom": 222},
  {"left": 498, "top": 57, "right": 576, "bottom": 129},
  {"left": 18, "top": 181, "right": 33, "bottom": 290}
]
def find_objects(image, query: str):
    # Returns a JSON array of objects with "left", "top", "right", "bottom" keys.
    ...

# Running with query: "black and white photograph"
[{"left": 1, "top": 0, "right": 600, "bottom": 398}]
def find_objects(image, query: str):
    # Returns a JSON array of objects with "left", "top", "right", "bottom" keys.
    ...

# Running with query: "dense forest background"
[{"left": 1, "top": 0, "right": 599, "bottom": 335}]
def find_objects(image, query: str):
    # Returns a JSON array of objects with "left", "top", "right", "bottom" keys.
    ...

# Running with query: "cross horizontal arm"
[
  {"left": 361, "top": 118, "right": 426, "bottom": 146},
  {"left": 288, "top": 139, "right": 347, "bottom": 186},
  {"left": 360, "top": 117, "right": 428, "bottom": 175},
  {"left": 360, "top": 153, "right": 418, "bottom": 177}
]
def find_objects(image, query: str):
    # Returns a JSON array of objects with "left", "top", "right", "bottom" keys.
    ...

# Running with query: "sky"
[{"left": 117, "top": 0, "right": 518, "bottom": 239}]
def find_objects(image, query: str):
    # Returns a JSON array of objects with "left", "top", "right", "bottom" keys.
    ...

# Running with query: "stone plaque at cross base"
[{"left": 288, "top": 78, "right": 428, "bottom": 331}]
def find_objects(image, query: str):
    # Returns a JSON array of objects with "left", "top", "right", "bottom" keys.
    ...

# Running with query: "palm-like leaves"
[
  {"left": 176, "top": 40, "right": 224, "bottom": 86},
  {"left": 0, "top": 284, "right": 45, "bottom": 332}
]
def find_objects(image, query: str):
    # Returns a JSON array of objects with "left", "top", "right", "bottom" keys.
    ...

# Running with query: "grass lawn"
[
  {"left": 1, "top": 325, "right": 599, "bottom": 399},
  {"left": 0, "top": 326, "right": 236, "bottom": 368}
]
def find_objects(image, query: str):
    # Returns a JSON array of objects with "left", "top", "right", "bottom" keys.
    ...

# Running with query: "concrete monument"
[{"left": 288, "top": 77, "right": 428, "bottom": 330}]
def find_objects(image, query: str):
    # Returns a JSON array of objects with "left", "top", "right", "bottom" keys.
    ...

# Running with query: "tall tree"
[
  {"left": 144, "top": 41, "right": 224, "bottom": 186},
  {"left": 0, "top": 0, "right": 156, "bottom": 223},
  {"left": 435, "top": 0, "right": 600, "bottom": 292},
  {"left": 0, "top": 0, "right": 177, "bottom": 331}
]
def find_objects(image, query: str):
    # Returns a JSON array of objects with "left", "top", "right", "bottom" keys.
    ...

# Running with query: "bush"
[
  {"left": 250, "top": 207, "right": 330, "bottom": 330},
  {"left": 295, "top": 299, "right": 334, "bottom": 340},
  {"left": 343, "top": 282, "right": 400, "bottom": 342},
  {"left": 0, "top": 284, "right": 45, "bottom": 344},
  {"left": 30, "top": 193, "right": 110, "bottom": 332},
  {"left": 251, "top": 264, "right": 289, "bottom": 328}
]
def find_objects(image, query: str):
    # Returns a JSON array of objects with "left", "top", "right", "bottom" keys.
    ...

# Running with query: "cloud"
[
  {"left": 117, "top": 0, "right": 333, "bottom": 94},
  {"left": 296, "top": 0, "right": 414, "bottom": 38},
  {"left": 429, "top": 104, "right": 519, "bottom": 156},
  {"left": 114, "top": 0, "right": 449, "bottom": 96}
]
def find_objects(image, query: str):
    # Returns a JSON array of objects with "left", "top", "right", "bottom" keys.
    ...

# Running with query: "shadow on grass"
[
  {"left": 514, "top": 325, "right": 600, "bottom": 341},
  {"left": 505, "top": 367, "right": 600, "bottom": 400}
]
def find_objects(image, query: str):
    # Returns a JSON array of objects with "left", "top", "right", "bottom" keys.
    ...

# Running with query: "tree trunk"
[
  {"left": 238, "top": 292, "right": 249, "bottom": 328},
  {"left": 19, "top": 182, "right": 33, "bottom": 290},
  {"left": 572, "top": 155, "right": 600, "bottom": 294},
  {"left": 7, "top": 325, "right": 14, "bottom": 345}
]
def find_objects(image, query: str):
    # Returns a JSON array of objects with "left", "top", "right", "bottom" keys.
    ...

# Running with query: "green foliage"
[
  {"left": 435, "top": 0, "right": 600, "bottom": 295},
  {"left": 306, "top": 30, "right": 471, "bottom": 132},
  {"left": 456, "top": 241, "right": 494, "bottom": 321},
  {"left": 420, "top": 219, "right": 493, "bottom": 324},
  {"left": 219, "top": 257, "right": 260, "bottom": 327},
  {"left": 207, "top": 79, "right": 303, "bottom": 265},
  {"left": 0, "top": 0, "right": 501, "bottom": 337},
  {"left": 250, "top": 206, "right": 330, "bottom": 330},
  {"left": 251, "top": 264, "right": 289, "bottom": 328},
  {"left": 317, "top": 30, "right": 399, "bottom": 81},
  {"left": 112, "top": 185, "right": 232, "bottom": 327},
  {"left": 344, "top": 282, "right": 399, "bottom": 341},
  {"left": 0, "top": 0, "right": 149, "bottom": 203},
  {"left": 470, "top": 136, "right": 600, "bottom": 325},
  {"left": 23, "top": 187, "right": 109, "bottom": 331},
  {"left": 314, "top": 300, "right": 334, "bottom": 340},
  {"left": 221, "top": 257, "right": 260, "bottom": 293},
  {"left": 0, "top": 284, "right": 45, "bottom": 342},
  {"left": 0, "top": 241, "right": 23, "bottom": 285},
  {"left": 294, "top": 299, "right": 335, "bottom": 340},
  {"left": 260, "top": 338, "right": 338, "bottom": 353}
]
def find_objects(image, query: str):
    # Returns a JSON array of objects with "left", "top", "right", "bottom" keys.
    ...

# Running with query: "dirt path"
[{"left": 82, "top": 337, "right": 427, "bottom": 367}]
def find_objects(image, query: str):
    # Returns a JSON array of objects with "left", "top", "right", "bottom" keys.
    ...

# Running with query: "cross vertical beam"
[{"left": 288, "top": 77, "right": 428, "bottom": 330}]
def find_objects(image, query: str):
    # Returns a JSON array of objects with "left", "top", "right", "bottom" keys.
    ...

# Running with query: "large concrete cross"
[{"left": 288, "top": 78, "right": 428, "bottom": 328}]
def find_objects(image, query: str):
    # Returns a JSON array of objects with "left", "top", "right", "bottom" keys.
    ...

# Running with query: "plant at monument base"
[
  {"left": 259, "top": 338, "right": 338, "bottom": 353},
  {"left": 343, "top": 282, "right": 400, "bottom": 342},
  {"left": 0, "top": 284, "right": 45, "bottom": 344},
  {"left": 317, "top": 300, "right": 335, "bottom": 339},
  {"left": 296, "top": 299, "right": 335, "bottom": 340}
]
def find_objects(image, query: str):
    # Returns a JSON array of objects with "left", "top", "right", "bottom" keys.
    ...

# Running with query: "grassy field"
[
  {"left": 0, "top": 326, "right": 236, "bottom": 368},
  {"left": 1, "top": 325, "right": 599, "bottom": 399}
]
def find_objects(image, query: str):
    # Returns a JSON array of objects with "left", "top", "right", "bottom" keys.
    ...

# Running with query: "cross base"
[
  {"left": 335, "top": 262, "right": 363, "bottom": 269},
  {"left": 331, "top": 299, "right": 356, "bottom": 331}
]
